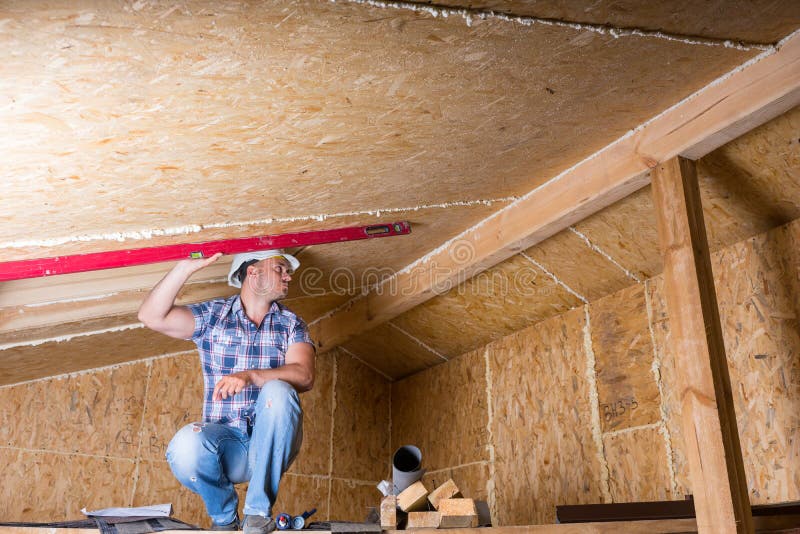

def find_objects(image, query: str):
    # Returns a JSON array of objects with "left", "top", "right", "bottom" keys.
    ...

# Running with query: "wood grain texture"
[
  {"left": 602, "top": 426, "right": 672, "bottom": 503},
  {"left": 422, "top": 464, "right": 490, "bottom": 504},
  {"left": 328, "top": 479, "right": 381, "bottom": 523},
  {"left": 288, "top": 351, "right": 334, "bottom": 476},
  {"left": 651, "top": 157, "right": 752, "bottom": 532},
  {"left": 416, "top": 0, "right": 800, "bottom": 44},
  {"left": 588, "top": 284, "right": 661, "bottom": 432},
  {"left": 652, "top": 220, "right": 800, "bottom": 504},
  {"left": 0, "top": 448, "right": 136, "bottom": 522},
  {"left": 646, "top": 275, "right": 692, "bottom": 499},
  {"left": 489, "top": 308, "right": 604, "bottom": 525},
  {"left": 0, "top": 361, "right": 149, "bottom": 457},
  {"left": 132, "top": 459, "right": 209, "bottom": 528},
  {"left": 274, "top": 473, "right": 332, "bottom": 522},
  {"left": 391, "top": 348, "right": 489, "bottom": 470},
  {"left": 523, "top": 228, "right": 635, "bottom": 301},
  {"left": 342, "top": 322, "right": 445, "bottom": 380},
  {"left": 391, "top": 254, "right": 583, "bottom": 358},
  {"left": 0, "top": 327, "right": 193, "bottom": 386},
  {"left": 138, "top": 352, "right": 204, "bottom": 462},
  {"left": 331, "top": 349, "right": 392, "bottom": 481},
  {"left": 0, "top": 0, "right": 753, "bottom": 257}
]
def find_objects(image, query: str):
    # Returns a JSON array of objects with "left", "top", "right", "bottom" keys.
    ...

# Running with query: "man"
[{"left": 138, "top": 249, "right": 315, "bottom": 533}]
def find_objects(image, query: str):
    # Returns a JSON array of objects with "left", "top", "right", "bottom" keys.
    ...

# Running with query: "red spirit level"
[{"left": 0, "top": 221, "right": 411, "bottom": 282}]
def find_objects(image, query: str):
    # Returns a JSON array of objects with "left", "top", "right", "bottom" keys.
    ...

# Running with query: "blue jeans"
[{"left": 166, "top": 380, "right": 303, "bottom": 526}]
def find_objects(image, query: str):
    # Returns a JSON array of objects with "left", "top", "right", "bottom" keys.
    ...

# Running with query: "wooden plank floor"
[{"left": 0, "top": 514, "right": 798, "bottom": 534}]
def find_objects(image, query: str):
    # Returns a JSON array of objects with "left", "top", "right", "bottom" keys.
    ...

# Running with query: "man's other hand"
[{"left": 213, "top": 371, "right": 252, "bottom": 401}]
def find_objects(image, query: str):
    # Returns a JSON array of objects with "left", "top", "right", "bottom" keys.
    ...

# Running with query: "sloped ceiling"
[{"left": 1, "top": 0, "right": 799, "bottom": 385}]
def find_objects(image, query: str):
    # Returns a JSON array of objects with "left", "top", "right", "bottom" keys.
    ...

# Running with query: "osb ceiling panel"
[
  {"left": 421, "top": 0, "right": 800, "bottom": 44},
  {"left": 1, "top": 0, "right": 756, "bottom": 258},
  {"left": 572, "top": 105, "right": 800, "bottom": 281}
]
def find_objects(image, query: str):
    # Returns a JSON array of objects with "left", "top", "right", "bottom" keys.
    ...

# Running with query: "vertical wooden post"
[{"left": 651, "top": 157, "right": 753, "bottom": 533}]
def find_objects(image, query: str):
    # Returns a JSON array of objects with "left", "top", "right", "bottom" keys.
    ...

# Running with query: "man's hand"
[
  {"left": 138, "top": 252, "right": 223, "bottom": 339},
  {"left": 176, "top": 252, "right": 223, "bottom": 274},
  {"left": 213, "top": 371, "right": 253, "bottom": 401}
]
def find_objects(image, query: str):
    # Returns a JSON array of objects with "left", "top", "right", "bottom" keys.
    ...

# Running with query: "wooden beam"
[
  {"left": 651, "top": 157, "right": 752, "bottom": 533},
  {"left": 310, "top": 32, "right": 800, "bottom": 352}
]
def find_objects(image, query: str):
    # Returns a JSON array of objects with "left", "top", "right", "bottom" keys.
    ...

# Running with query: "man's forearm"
[
  {"left": 137, "top": 264, "right": 195, "bottom": 325},
  {"left": 247, "top": 363, "right": 314, "bottom": 392}
]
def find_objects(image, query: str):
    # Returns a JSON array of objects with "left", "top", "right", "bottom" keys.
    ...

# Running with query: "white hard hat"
[{"left": 227, "top": 249, "right": 300, "bottom": 288}]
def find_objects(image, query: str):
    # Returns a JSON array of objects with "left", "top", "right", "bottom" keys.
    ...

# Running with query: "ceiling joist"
[{"left": 309, "top": 30, "right": 800, "bottom": 353}]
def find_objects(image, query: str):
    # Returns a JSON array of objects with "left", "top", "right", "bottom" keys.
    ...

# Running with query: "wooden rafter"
[{"left": 309, "top": 32, "right": 800, "bottom": 352}]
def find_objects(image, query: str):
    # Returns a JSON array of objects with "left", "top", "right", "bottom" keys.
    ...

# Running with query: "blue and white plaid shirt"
[{"left": 187, "top": 295, "right": 314, "bottom": 432}]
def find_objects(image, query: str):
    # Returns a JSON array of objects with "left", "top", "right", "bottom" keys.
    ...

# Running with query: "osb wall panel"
[
  {"left": 423, "top": 0, "right": 800, "bottom": 43},
  {"left": 289, "top": 352, "right": 334, "bottom": 476},
  {"left": 697, "top": 106, "right": 800, "bottom": 252},
  {"left": 132, "top": 459, "right": 207, "bottom": 528},
  {"left": 329, "top": 479, "right": 380, "bottom": 523},
  {"left": 0, "top": 327, "right": 192, "bottom": 386},
  {"left": 343, "top": 322, "right": 445, "bottom": 380},
  {"left": 332, "top": 349, "right": 392, "bottom": 482},
  {"left": 0, "top": 448, "right": 136, "bottom": 521},
  {"left": 523, "top": 229, "right": 635, "bottom": 301},
  {"left": 645, "top": 275, "right": 691, "bottom": 498},
  {"left": 1, "top": 0, "right": 752, "bottom": 258},
  {"left": 602, "top": 426, "right": 672, "bottom": 502},
  {"left": 0, "top": 362, "right": 149, "bottom": 457},
  {"left": 391, "top": 348, "right": 489, "bottom": 470},
  {"left": 1, "top": 342, "right": 391, "bottom": 524},
  {"left": 392, "top": 254, "right": 582, "bottom": 358},
  {"left": 139, "top": 352, "right": 204, "bottom": 462},
  {"left": 422, "top": 463, "right": 491, "bottom": 503},
  {"left": 588, "top": 284, "right": 661, "bottom": 433},
  {"left": 274, "top": 474, "right": 331, "bottom": 523},
  {"left": 489, "top": 308, "right": 604, "bottom": 525},
  {"left": 651, "top": 221, "right": 800, "bottom": 504}
]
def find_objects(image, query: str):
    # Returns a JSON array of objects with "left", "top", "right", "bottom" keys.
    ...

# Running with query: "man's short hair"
[{"left": 235, "top": 259, "right": 259, "bottom": 285}]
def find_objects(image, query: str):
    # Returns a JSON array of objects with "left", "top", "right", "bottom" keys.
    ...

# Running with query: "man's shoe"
[
  {"left": 211, "top": 516, "right": 240, "bottom": 531},
  {"left": 243, "top": 515, "right": 276, "bottom": 534}
]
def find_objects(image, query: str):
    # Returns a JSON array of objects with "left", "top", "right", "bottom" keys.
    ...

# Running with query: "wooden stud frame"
[{"left": 651, "top": 157, "right": 753, "bottom": 533}]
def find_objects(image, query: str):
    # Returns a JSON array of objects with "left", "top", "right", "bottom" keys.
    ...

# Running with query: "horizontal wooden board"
[
  {"left": 422, "top": 463, "right": 491, "bottom": 504},
  {"left": 391, "top": 348, "right": 489, "bottom": 470}
]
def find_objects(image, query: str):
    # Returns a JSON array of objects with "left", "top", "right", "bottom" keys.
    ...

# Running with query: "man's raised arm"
[{"left": 138, "top": 252, "right": 222, "bottom": 339}]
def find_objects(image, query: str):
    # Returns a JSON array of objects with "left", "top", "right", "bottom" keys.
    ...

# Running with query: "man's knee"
[
  {"left": 256, "top": 380, "right": 299, "bottom": 411},
  {"left": 166, "top": 423, "right": 212, "bottom": 476}
]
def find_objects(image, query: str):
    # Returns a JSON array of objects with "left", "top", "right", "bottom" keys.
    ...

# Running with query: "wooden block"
[
  {"left": 406, "top": 511, "right": 441, "bottom": 529},
  {"left": 380, "top": 496, "right": 397, "bottom": 529},
  {"left": 397, "top": 481, "right": 429, "bottom": 512},
  {"left": 427, "top": 479, "right": 461, "bottom": 510},
  {"left": 438, "top": 498, "right": 478, "bottom": 528}
]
